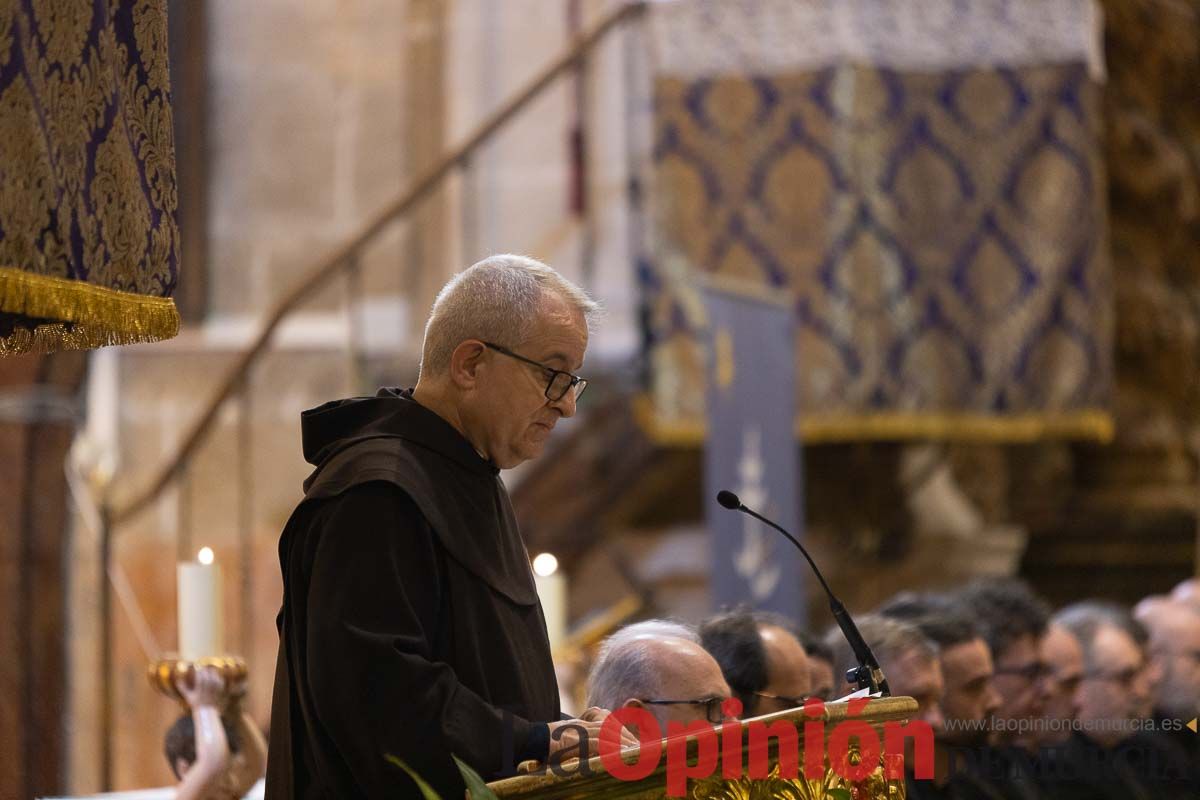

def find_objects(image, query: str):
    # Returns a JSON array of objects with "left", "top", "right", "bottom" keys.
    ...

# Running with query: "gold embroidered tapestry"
[
  {"left": 640, "top": 0, "right": 1113, "bottom": 443},
  {"left": 0, "top": 0, "right": 179, "bottom": 355}
]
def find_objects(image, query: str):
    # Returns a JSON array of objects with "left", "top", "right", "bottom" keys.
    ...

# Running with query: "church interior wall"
[{"left": 0, "top": 0, "right": 1192, "bottom": 795}]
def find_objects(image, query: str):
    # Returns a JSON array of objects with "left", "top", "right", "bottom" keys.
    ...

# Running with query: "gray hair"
[
  {"left": 824, "top": 614, "right": 939, "bottom": 694},
  {"left": 586, "top": 620, "right": 699, "bottom": 710},
  {"left": 419, "top": 254, "right": 600, "bottom": 378},
  {"left": 1054, "top": 602, "right": 1146, "bottom": 672}
]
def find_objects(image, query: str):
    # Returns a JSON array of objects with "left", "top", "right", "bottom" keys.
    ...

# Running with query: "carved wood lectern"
[{"left": 486, "top": 697, "right": 919, "bottom": 800}]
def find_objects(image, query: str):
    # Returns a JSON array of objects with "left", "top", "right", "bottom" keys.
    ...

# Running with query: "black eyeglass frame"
[
  {"left": 993, "top": 660, "right": 1051, "bottom": 682},
  {"left": 1082, "top": 664, "right": 1145, "bottom": 687},
  {"left": 640, "top": 697, "right": 727, "bottom": 724},
  {"left": 481, "top": 341, "right": 588, "bottom": 402},
  {"left": 753, "top": 691, "right": 808, "bottom": 710}
]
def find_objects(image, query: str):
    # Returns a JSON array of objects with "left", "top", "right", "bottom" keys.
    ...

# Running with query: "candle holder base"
[{"left": 148, "top": 654, "right": 248, "bottom": 708}]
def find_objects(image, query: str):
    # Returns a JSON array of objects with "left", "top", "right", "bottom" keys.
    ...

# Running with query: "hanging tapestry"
[
  {"left": 0, "top": 0, "right": 179, "bottom": 355},
  {"left": 639, "top": 0, "right": 1113, "bottom": 442}
]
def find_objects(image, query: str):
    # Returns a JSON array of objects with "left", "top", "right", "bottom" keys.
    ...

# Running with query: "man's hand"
[
  {"left": 179, "top": 666, "right": 225, "bottom": 709},
  {"left": 547, "top": 708, "right": 640, "bottom": 763}
]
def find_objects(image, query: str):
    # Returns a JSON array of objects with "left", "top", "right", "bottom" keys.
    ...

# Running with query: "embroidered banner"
[
  {"left": 704, "top": 280, "right": 806, "bottom": 618},
  {"left": 0, "top": 0, "right": 179, "bottom": 355},
  {"left": 639, "top": 0, "right": 1113, "bottom": 442}
]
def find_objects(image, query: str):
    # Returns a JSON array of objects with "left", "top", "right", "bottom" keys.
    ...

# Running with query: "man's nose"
[
  {"left": 1131, "top": 666, "right": 1154, "bottom": 704},
  {"left": 550, "top": 389, "right": 578, "bottom": 418},
  {"left": 984, "top": 684, "right": 1002, "bottom": 717}
]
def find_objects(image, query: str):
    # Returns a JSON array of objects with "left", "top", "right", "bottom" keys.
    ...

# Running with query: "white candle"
[
  {"left": 178, "top": 548, "right": 224, "bottom": 660},
  {"left": 532, "top": 553, "right": 566, "bottom": 653}
]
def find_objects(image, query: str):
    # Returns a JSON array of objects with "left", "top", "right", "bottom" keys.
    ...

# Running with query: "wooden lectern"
[{"left": 486, "top": 697, "right": 918, "bottom": 799}]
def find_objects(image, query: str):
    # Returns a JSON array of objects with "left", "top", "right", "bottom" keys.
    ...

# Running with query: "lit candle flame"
[
  {"left": 532, "top": 552, "right": 558, "bottom": 577},
  {"left": 197, "top": 546, "right": 215, "bottom": 566}
]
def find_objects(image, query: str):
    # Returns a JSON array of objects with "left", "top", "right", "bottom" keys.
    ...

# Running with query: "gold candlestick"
[{"left": 148, "top": 655, "right": 248, "bottom": 708}]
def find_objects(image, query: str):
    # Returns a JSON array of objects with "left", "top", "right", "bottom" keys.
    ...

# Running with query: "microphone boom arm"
[{"left": 721, "top": 495, "right": 891, "bottom": 696}]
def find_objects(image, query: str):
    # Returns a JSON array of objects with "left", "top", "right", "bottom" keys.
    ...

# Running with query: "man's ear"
[
  {"left": 621, "top": 698, "right": 644, "bottom": 710},
  {"left": 447, "top": 340, "right": 487, "bottom": 389}
]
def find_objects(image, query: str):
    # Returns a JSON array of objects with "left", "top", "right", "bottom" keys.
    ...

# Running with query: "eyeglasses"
[
  {"left": 1084, "top": 664, "right": 1144, "bottom": 689},
  {"left": 641, "top": 697, "right": 728, "bottom": 724},
  {"left": 1154, "top": 647, "right": 1200, "bottom": 666},
  {"left": 994, "top": 661, "right": 1051, "bottom": 682},
  {"left": 482, "top": 342, "right": 588, "bottom": 402},
  {"left": 754, "top": 692, "right": 807, "bottom": 710},
  {"left": 1052, "top": 672, "right": 1083, "bottom": 696}
]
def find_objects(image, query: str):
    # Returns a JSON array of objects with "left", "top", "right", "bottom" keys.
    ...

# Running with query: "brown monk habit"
[{"left": 266, "top": 388, "right": 560, "bottom": 799}]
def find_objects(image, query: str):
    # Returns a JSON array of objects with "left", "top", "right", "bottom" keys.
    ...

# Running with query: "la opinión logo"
[{"left": 503, "top": 698, "right": 935, "bottom": 797}]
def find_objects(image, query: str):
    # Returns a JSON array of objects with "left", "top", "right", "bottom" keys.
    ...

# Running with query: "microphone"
[{"left": 716, "top": 489, "right": 891, "bottom": 696}]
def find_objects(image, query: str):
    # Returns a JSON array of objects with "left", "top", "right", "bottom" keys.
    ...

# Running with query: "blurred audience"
[
  {"left": 881, "top": 593, "right": 1012, "bottom": 800},
  {"left": 956, "top": 579, "right": 1050, "bottom": 753},
  {"left": 578, "top": 576, "right": 1198, "bottom": 796},
  {"left": 1136, "top": 598, "right": 1200, "bottom": 725},
  {"left": 1054, "top": 602, "right": 1154, "bottom": 798},
  {"left": 882, "top": 601, "right": 1000, "bottom": 749},
  {"left": 699, "top": 609, "right": 811, "bottom": 717},
  {"left": 1134, "top": 598, "right": 1200, "bottom": 794},
  {"left": 824, "top": 614, "right": 945, "bottom": 732},
  {"left": 1036, "top": 623, "right": 1084, "bottom": 747}
]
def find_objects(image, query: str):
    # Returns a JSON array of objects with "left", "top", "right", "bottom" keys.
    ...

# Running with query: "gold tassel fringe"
[
  {"left": 633, "top": 395, "right": 1115, "bottom": 444},
  {"left": 0, "top": 267, "right": 180, "bottom": 356}
]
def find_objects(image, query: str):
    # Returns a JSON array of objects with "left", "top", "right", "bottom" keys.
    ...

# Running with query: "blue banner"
[{"left": 704, "top": 282, "right": 806, "bottom": 620}]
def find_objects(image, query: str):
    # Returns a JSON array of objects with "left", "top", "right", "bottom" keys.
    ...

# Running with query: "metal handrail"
[{"left": 106, "top": 0, "right": 646, "bottom": 528}]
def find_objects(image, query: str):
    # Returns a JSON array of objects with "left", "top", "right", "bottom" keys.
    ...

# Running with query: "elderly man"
[
  {"left": 1053, "top": 602, "right": 1158, "bottom": 798},
  {"left": 1134, "top": 599, "right": 1200, "bottom": 793},
  {"left": 587, "top": 620, "right": 735, "bottom": 731},
  {"left": 266, "top": 255, "right": 632, "bottom": 799},
  {"left": 699, "top": 610, "right": 811, "bottom": 717}
]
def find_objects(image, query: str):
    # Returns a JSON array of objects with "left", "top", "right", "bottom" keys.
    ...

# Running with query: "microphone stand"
[{"left": 717, "top": 491, "right": 890, "bottom": 696}]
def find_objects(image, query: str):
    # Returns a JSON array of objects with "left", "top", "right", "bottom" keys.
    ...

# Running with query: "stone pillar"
[
  {"left": 404, "top": 0, "right": 452, "bottom": 341},
  {"left": 0, "top": 352, "right": 86, "bottom": 799}
]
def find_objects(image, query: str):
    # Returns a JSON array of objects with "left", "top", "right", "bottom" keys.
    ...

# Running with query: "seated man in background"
[
  {"left": 1054, "top": 601, "right": 1160, "bottom": 799},
  {"left": 1133, "top": 598, "right": 1200, "bottom": 793},
  {"left": 699, "top": 609, "right": 811, "bottom": 717},
  {"left": 896, "top": 608, "right": 1009, "bottom": 800},
  {"left": 823, "top": 614, "right": 945, "bottom": 731},
  {"left": 1036, "top": 622, "right": 1084, "bottom": 748},
  {"left": 955, "top": 578, "right": 1050, "bottom": 756},
  {"left": 587, "top": 620, "right": 736, "bottom": 733},
  {"left": 824, "top": 616, "right": 946, "bottom": 797},
  {"left": 797, "top": 629, "right": 836, "bottom": 702},
  {"left": 878, "top": 592, "right": 1002, "bottom": 750}
]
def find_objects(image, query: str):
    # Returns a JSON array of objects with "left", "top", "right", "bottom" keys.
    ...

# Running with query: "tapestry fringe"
[
  {"left": 0, "top": 267, "right": 180, "bottom": 355},
  {"left": 633, "top": 396, "right": 1115, "bottom": 444}
]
